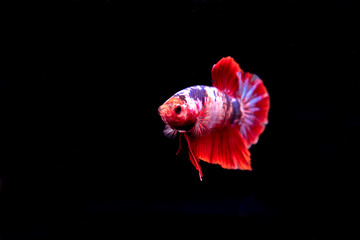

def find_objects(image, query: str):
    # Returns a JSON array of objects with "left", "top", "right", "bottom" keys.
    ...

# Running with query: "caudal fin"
[
  {"left": 211, "top": 57, "right": 270, "bottom": 148},
  {"left": 238, "top": 72, "right": 270, "bottom": 147}
]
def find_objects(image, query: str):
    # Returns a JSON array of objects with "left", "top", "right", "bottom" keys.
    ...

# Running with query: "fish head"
[{"left": 158, "top": 95, "right": 198, "bottom": 131}]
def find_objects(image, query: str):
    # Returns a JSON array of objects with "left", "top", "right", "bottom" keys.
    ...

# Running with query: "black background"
[{"left": 0, "top": 0, "right": 359, "bottom": 239}]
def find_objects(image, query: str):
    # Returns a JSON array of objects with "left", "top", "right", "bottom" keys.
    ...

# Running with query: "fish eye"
[{"left": 174, "top": 105, "right": 182, "bottom": 114}]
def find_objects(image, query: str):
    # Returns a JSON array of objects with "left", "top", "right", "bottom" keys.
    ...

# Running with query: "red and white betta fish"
[{"left": 158, "top": 57, "right": 270, "bottom": 180}]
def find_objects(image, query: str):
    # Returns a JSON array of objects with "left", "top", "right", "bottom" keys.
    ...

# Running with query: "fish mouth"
[
  {"left": 158, "top": 105, "right": 165, "bottom": 115},
  {"left": 158, "top": 105, "right": 169, "bottom": 124}
]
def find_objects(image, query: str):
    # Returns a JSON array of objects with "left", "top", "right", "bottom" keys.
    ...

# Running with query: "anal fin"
[{"left": 188, "top": 127, "right": 251, "bottom": 170}]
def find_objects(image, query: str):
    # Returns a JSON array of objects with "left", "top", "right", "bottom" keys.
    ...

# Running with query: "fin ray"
[
  {"left": 188, "top": 127, "right": 251, "bottom": 170},
  {"left": 211, "top": 56, "right": 270, "bottom": 148},
  {"left": 163, "top": 125, "right": 177, "bottom": 139},
  {"left": 211, "top": 56, "right": 243, "bottom": 97},
  {"left": 238, "top": 72, "right": 270, "bottom": 147}
]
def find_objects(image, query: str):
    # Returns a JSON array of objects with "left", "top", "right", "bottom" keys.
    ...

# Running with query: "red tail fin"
[
  {"left": 238, "top": 72, "right": 270, "bottom": 147},
  {"left": 211, "top": 57, "right": 270, "bottom": 147}
]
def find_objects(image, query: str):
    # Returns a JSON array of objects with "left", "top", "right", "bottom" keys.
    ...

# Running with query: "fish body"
[
  {"left": 162, "top": 85, "right": 241, "bottom": 133},
  {"left": 158, "top": 57, "right": 270, "bottom": 180}
]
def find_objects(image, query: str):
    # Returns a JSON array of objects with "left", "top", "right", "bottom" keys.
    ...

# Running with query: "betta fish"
[{"left": 158, "top": 57, "right": 270, "bottom": 180}]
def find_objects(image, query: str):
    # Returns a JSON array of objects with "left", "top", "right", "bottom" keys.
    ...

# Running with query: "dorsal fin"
[{"left": 211, "top": 56, "right": 243, "bottom": 97}]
